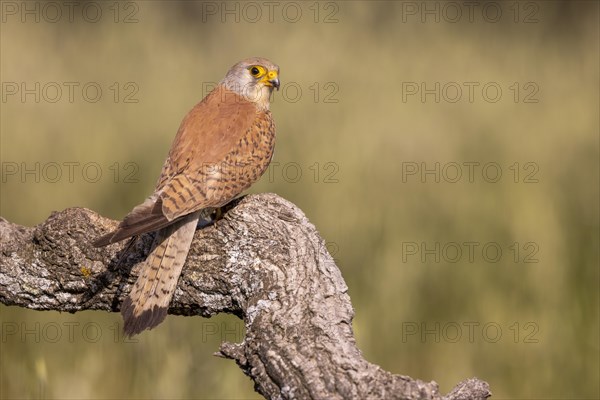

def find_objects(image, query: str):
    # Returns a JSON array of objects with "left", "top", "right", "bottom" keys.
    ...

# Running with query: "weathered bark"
[{"left": 0, "top": 193, "right": 490, "bottom": 400}]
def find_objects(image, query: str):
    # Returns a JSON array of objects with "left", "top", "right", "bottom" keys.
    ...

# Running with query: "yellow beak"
[{"left": 263, "top": 70, "right": 280, "bottom": 90}]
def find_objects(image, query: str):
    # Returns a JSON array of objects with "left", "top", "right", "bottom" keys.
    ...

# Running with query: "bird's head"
[{"left": 221, "top": 57, "right": 280, "bottom": 110}]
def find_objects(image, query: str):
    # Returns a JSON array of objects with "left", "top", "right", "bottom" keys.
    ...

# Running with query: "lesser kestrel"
[{"left": 94, "top": 57, "right": 280, "bottom": 336}]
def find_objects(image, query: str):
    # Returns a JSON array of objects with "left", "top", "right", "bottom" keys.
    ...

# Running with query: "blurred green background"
[{"left": 1, "top": 1, "right": 598, "bottom": 399}]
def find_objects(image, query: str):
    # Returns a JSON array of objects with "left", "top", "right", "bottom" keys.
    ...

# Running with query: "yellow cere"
[
  {"left": 266, "top": 70, "right": 278, "bottom": 80},
  {"left": 260, "top": 70, "right": 279, "bottom": 87}
]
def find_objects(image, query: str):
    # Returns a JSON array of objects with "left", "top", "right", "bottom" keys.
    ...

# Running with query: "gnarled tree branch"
[{"left": 0, "top": 193, "right": 490, "bottom": 400}]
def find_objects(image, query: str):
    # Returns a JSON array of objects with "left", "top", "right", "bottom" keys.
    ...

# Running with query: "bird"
[{"left": 94, "top": 57, "right": 280, "bottom": 336}]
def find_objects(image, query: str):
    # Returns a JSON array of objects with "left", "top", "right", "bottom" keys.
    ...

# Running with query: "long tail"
[{"left": 121, "top": 211, "right": 201, "bottom": 336}]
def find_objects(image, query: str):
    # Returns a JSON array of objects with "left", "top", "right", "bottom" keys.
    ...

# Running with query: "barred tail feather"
[{"left": 121, "top": 211, "right": 200, "bottom": 337}]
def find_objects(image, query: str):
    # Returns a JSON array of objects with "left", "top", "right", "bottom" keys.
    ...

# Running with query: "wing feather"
[
  {"left": 93, "top": 196, "right": 171, "bottom": 246},
  {"left": 94, "top": 86, "right": 265, "bottom": 247},
  {"left": 157, "top": 86, "right": 258, "bottom": 219}
]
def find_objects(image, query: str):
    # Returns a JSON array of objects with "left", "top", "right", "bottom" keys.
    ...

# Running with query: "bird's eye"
[{"left": 250, "top": 66, "right": 263, "bottom": 77}]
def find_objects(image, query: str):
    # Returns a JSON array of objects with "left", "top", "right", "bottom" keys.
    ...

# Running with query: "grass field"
[{"left": 1, "top": 1, "right": 598, "bottom": 398}]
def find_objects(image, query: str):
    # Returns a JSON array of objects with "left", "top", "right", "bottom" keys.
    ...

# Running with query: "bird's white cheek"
[
  {"left": 256, "top": 86, "right": 273, "bottom": 109},
  {"left": 235, "top": 82, "right": 254, "bottom": 100}
]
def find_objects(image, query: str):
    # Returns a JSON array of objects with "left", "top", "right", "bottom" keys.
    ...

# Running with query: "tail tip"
[{"left": 121, "top": 297, "right": 168, "bottom": 337}]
